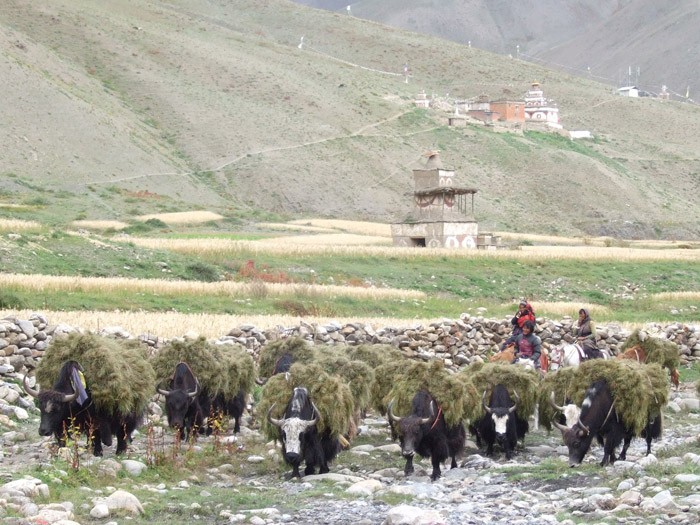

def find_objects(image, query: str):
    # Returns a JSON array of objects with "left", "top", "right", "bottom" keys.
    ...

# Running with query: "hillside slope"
[
  {"left": 302, "top": 0, "right": 699, "bottom": 100},
  {"left": 0, "top": 0, "right": 699, "bottom": 238}
]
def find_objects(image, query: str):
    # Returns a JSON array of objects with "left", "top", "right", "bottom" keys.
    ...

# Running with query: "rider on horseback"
[
  {"left": 576, "top": 308, "right": 604, "bottom": 360},
  {"left": 512, "top": 320, "right": 542, "bottom": 370},
  {"left": 500, "top": 300, "right": 536, "bottom": 350}
]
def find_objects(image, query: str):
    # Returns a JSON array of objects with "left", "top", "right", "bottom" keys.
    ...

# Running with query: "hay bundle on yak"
[
  {"left": 537, "top": 367, "right": 579, "bottom": 430},
  {"left": 312, "top": 351, "right": 374, "bottom": 417},
  {"left": 619, "top": 329, "right": 681, "bottom": 387},
  {"left": 31, "top": 332, "right": 154, "bottom": 455},
  {"left": 258, "top": 362, "right": 354, "bottom": 478},
  {"left": 346, "top": 344, "right": 404, "bottom": 369},
  {"left": 383, "top": 360, "right": 469, "bottom": 480},
  {"left": 36, "top": 333, "right": 154, "bottom": 416},
  {"left": 150, "top": 337, "right": 254, "bottom": 435},
  {"left": 257, "top": 337, "right": 316, "bottom": 381},
  {"left": 569, "top": 359, "right": 669, "bottom": 435},
  {"left": 556, "top": 359, "right": 669, "bottom": 466},
  {"left": 466, "top": 362, "right": 540, "bottom": 421}
]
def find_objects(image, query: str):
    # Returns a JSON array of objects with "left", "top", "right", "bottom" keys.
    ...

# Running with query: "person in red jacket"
[{"left": 500, "top": 300, "right": 536, "bottom": 350}]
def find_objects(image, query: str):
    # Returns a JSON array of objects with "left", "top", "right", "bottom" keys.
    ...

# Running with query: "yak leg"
[
  {"left": 404, "top": 455, "right": 415, "bottom": 476},
  {"left": 619, "top": 432, "right": 634, "bottom": 461},
  {"left": 430, "top": 454, "right": 442, "bottom": 481},
  {"left": 601, "top": 434, "right": 623, "bottom": 466}
]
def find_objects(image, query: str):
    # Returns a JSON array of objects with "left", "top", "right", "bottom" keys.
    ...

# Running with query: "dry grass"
[
  {"left": 288, "top": 219, "right": 392, "bottom": 237},
  {"left": 527, "top": 301, "right": 611, "bottom": 318},
  {"left": 122, "top": 237, "right": 700, "bottom": 261},
  {"left": 650, "top": 291, "right": 700, "bottom": 301},
  {"left": 135, "top": 211, "right": 225, "bottom": 224},
  {"left": 258, "top": 233, "right": 392, "bottom": 246},
  {"left": 256, "top": 222, "right": 338, "bottom": 233},
  {"left": 0, "top": 218, "right": 42, "bottom": 231},
  {"left": 0, "top": 273, "right": 424, "bottom": 300},
  {"left": 0, "top": 309, "right": 440, "bottom": 338},
  {"left": 70, "top": 220, "right": 130, "bottom": 230}
]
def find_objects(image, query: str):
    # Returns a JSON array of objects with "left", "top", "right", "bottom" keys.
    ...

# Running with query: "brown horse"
[
  {"left": 616, "top": 345, "right": 680, "bottom": 388},
  {"left": 490, "top": 344, "right": 549, "bottom": 372}
]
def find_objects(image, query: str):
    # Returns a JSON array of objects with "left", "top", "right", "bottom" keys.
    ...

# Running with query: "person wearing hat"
[{"left": 500, "top": 300, "right": 536, "bottom": 350}]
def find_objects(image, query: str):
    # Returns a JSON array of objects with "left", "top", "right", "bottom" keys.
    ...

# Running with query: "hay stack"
[
  {"left": 347, "top": 344, "right": 404, "bottom": 368},
  {"left": 537, "top": 367, "right": 579, "bottom": 430},
  {"left": 621, "top": 329, "right": 680, "bottom": 371},
  {"left": 219, "top": 345, "right": 256, "bottom": 395},
  {"left": 384, "top": 360, "right": 467, "bottom": 427},
  {"left": 463, "top": 362, "right": 540, "bottom": 420},
  {"left": 150, "top": 337, "right": 229, "bottom": 396},
  {"left": 257, "top": 337, "right": 316, "bottom": 378},
  {"left": 313, "top": 353, "right": 374, "bottom": 413},
  {"left": 36, "top": 332, "right": 154, "bottom": 415},
  {"left": 370, "top": 359, "right": 408, "bottom": 415},
  {"left": 258, "top": 363, "right": 354, "bottom": 441},
  {"left": 569, "top": 359, "right": 669, "bottom": 435}
]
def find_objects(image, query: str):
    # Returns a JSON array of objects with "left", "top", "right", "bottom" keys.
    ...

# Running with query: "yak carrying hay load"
[
  {"left": 258, "top": 363, "right": 354, "bottom": 441},
  {"left": 36, "top": 332, "right": 154, "bottom": 415},
  {"left": 384, "top": 360, "right": 467, "bottom": 427},
  {"left": 569, "top": 359, "right": 669, "bottom": 435},
  {"left": 151, "top": 337, "right": 230, "bottom": 397},
  {"left": 312, "top": 352, "right": 374, "bottom": 414},
  {"left": 537, "top": 367, "right": 578, "bottom": 430},
  {"left": 257, "top": 337, "right": 316, "bottom": 379},
  {"left": 370, "top": 359, "right": 409, "bottom": 415},
  {"left": 621, "top": 329, "right": 681, "bottom": 372},
  {"left": 464, "top": 362, "right": 540, "bottom": 420},
  {"left": 219, "top": 345, "right": 256, "bottom": 396}
]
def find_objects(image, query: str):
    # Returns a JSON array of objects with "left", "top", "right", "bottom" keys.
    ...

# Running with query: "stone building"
[
  {"left": 391, "top": 152, "right": 500, "bottom": 249},
  {"left": 524, "top": 81, "right": 561, "bottom": 127}
]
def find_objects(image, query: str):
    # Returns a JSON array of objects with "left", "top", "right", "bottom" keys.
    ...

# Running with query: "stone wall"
[{"left": 2, "top": 313, "right": 699, "bottom": 379}]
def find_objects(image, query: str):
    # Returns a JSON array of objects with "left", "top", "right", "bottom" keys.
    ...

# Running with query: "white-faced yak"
[{"left": 267, "top": 387, "right": 340, "bottom": 478}]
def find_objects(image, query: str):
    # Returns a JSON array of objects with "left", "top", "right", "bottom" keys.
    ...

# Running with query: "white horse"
[{"left": 548, "top": 343, "right": 609, "bottom": 371}]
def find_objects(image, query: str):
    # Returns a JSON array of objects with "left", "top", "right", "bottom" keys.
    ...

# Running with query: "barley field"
[
  {"left": 122, "top": 236, "right": 700, "bottom": 261},
  {"left": 0, "top": 218, "right": 42, "bottom": 231},
  {"left": 70, "top": 220, "right": 130, "bottom": 230},
  {"left": 135, "top": 211, "right": 225, "bottom": 224}
]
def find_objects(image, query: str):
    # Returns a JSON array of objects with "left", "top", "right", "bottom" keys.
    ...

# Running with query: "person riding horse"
[
  {"left": 511, "top": 320, "right": 542, "bottom": 371},
  {"left": 575, "top": 308, "right": 604, "bottom": 360},
  {"left": 500, "top": 301, "right": 536, "bottom": 350}
]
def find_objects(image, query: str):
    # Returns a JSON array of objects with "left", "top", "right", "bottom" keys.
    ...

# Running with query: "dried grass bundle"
[
  {"left": 621, "top": 329, "right": 681, "bottom": 371},
  {"left": 36, "top": 333, "right": 154, "bottom": 415},
  {"left": 257, "top": 337, "right": 316, "bottom": 378},
  {"left": 385, "top": 360, "right": 467, "bottom": 427},
  {"left": 150, "top": 337, "right": 228, "bottom": 396},
  {"left": 258, "top": 363, "right": 354, "bottom": 441},
  {"left": 537, "top": 367, "right": 579, "bottom": 429},
  {"left": 570, "top": 359, "right": 669, "bottom": 434},
  {"left": 462, "top": 362, "right": 540, "bottom": 419}
]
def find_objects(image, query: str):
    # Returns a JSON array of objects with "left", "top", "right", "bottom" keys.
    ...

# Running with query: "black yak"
[
  {"left": 388, "top": 390, "right": 465, "bottom": 481},
  {"left": 24, "top": 360, "right": 141, "bottom": 456}
]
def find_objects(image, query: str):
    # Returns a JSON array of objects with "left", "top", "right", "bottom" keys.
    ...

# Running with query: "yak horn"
[
  {"left": 157, "top": 379, "right": 172, "bottom": 397},
  {"left": 23, "top": 373, "right": 40, "bottom": 398},
  {"left": 420, "top": 400, "right": 435, "bottom": 425},
  {"left": 267, "top": 403, "right": 284, "bottom": 427},
  {"left": 553, "top": 420, "right": 569, "bottom": 433},
  {"left": 481, "top": 391, "right": 493, "bottom": 415},
  {"left": 387, "top": 400, "right": 403, "bottom": 423},
  {"left": 508, "top": 390, "right": 519, "bottom": 414},
  {"left": 255, "top": 377, "right": 267, "bottom": 386},
  {"left": 303, "top": 401, "right": 321, "bottom": 429},
  {"left": 549, "top": 391, "right": 565, "bottom": 412},
  {"left": 576, "top": 420, "right": 591, "bottom": 435},
  {"left": 188, "top": 381, "right": 200, "bottom": 399},
  {"left": 62, "top": 391, "right": 78, "bottom": 403}
]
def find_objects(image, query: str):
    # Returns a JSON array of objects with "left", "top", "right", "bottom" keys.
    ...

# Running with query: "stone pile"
[{"left": 2, "top": 313, "right": 700, "bottom": 381}]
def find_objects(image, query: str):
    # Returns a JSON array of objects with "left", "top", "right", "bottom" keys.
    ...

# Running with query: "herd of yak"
[{"left": 20, "top": 328, "right": 683, "bottom": 481}]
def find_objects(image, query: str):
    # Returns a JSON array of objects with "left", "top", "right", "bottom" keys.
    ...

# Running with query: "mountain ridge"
[{"left": 1, "top": 0, "right": 699, "bottom": 239}]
